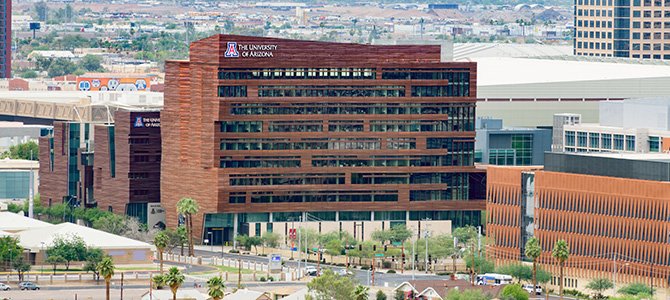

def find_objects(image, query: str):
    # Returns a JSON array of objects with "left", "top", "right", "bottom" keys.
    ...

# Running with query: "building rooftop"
[
  {"left": 558, "top": 152, "right": 670, "bottom": 163},
  {"left": 0, "top": 212, "right": 52, "bottom": 232},
  {"left": 0, "top": 158, "right": 39, "bottom": 170},
  {"left": 15, "top": 222, "right": 153, "bottom": 251}
]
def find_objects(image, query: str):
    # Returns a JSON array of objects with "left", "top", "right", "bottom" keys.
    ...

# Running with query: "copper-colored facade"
[
  {"left": 39, "top": 110, "right": 162, "bottom": 224},
  {"left": 162, "top": 35, "right": 486, "bottom": 243},
  {"left": 487, "top": 166, "right": 670, "bottom": 288}
]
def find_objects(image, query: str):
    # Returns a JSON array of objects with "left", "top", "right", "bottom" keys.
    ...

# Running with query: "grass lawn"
[
  {"left": 190, "top": 265, "right": 254, "bottom": 275},
  {"left": 115, "top": 266, "right": 157, "bottom": 271}
]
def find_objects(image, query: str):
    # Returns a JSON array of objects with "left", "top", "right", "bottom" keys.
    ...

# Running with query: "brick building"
[
  {"left": 39, "top": 110, "right": 163, "bottom": 227},
  {"left": 486, "top": 152, "right": 670, "bottom": 290},
  {"left": 162, "top": 34, "right": 486, "bottom": 245}
]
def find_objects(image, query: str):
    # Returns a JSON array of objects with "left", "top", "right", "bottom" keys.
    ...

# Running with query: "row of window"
[
  {"left": 219, "top": 120, "right": 473, "bottom": 133},
  {"left": 219, "top": 68, "right": 376, "bottom": 80},
  {"left": 581, "top": 0, "right": 670, "bottom": 6},
  {"left": 257, "top": 85, "right": 406, "bottom": 98},
  {"left": 220, "top": 137, "right": 416, "bottom": 151},
  {"left": 576, "top": 30, "right": 612, "bottom": 39},
  {"left": 538, "top": 192, "right": 667, "bottom": 221},
  {"left": 576, "top": 9, "right": 613, "bottom": 17},
  {"left": 380, "top": 70, "right": 470, "bottom": 82},
  {"left": 565, "top": 131, "right": 637, "bottom": 151},
  {"left": 310, "top": 153, "right": 473, "bottom": 167},
  {"left": 227, "top": 172, "right": 470, "bottom": 186},
  {"left": 411, "top": 85, "right": 470, "bottom": 97},
  {"left": 632, "top": 32, "right": 670, "bottom": 40},
  {"left": 632, "top": 43, "right": 670, "bottom": 50},
  {"left": 577, "top": 41, "right": 613, "bottom": 50},
  {"left": 409, "top": 188, "right": 469, "bottom": 201},
  {"left": 244, "top": 190, "right": 399, "bottom": 203},
  {"left": 632, "top": 21, "right": 670, "bottom": 28},
  {"left": 229, "top": 102, "right": 475, "bottom": 116}
]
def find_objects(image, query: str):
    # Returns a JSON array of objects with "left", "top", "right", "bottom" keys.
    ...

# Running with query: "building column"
[{"left": 233, "top": 213, "right": 238, "bottom": 249}]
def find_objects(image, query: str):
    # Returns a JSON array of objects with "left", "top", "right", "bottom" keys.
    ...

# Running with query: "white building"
[{"left": 555, "top": 98, "right": 670, "bottom": 154}]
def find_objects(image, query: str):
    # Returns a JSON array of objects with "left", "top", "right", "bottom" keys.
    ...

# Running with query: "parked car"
[
  {"left": 522, "top": 284, "right": 542, "bottom": 295},
  {"left": 0, "top": 283, "right": 10, "bottom": 290},
  {"left": 18, "top": 282, "right": 39, "bottom": 290}
]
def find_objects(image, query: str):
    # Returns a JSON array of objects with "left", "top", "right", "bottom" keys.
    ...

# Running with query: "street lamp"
[{"left": 40, "top": 242, "right": 45, "bottom": 275}]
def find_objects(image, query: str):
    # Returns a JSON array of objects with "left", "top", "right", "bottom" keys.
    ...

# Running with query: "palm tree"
[
  {"left": 353, "top": 285, "right": 369, "bottom": 300},
  {"left": 525, "top": 237, "right": 542, "bottom": 292},
  {"left": 154, "top": 231, "right": 169, "bottom": 274},
  {"left": 552, "top": 239, "right": 570, "bottom": 300},
  {"left": 207, "top": 276, "right": 225, "bottom": 300},
  {"left": 165, "top": 267, "right": 185, "bottom": 300},
  {"left": 176, "top": 197, "right": 200, "bottom": 256},
  {"left": 97, "top": 256, "right": 115, "bottom": 300}
]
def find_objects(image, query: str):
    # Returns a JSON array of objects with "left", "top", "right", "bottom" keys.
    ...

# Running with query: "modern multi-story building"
[
  {"left": 162, "top": 35, "right": 486, "bottom": 244},
  {"left": 486, "top": 152, "right": 669, "bottom": 291},
  {"left": 39, "top": 110, "right": 164, "bottom": 228},
  {"left": 0, "top": 159, "right": 38, "bottom": 202},
  {"left": 475, "top": 117, "right": 552, "bottom": 166},
  {"left": 574, "top": 0, "right": 670, "bottom": 59},
  {"left": 0, "top": 0, "right": 10, "bottom": 78},
  {"left": 555, "top": 98, "right": 670, "bottom": 153}
]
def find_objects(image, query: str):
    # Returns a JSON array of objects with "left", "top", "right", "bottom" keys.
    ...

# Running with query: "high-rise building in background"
[
  {"left": 574, "top": 0, "right": 670, "bottom": 59},
  {"left": 0, "top": 0, "right": 10, "bottom": 78},
  {"left": 162, "top": 35, "right": 486, "bottom": 244}
]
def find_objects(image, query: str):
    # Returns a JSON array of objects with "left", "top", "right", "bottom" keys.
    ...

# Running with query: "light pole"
[
  {"left": 424, "top": 230, "right": 430, "bottom": 273},
  {"left": 40, "top": 242, "right": 45, "bottom": 275}
]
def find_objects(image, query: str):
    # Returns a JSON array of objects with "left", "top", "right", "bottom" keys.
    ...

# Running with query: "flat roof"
[
  {"left": 0, "top": 212, "right": 52, "bottom": 232},
  {"left": 16, "top": 222, "right": 153, "bottom": 251},
  {"left": 561, "top": 152, "right": 670, "bottom": 162},
  {"left": 475, "top": 57, "right": 670, "bottom": 86}
]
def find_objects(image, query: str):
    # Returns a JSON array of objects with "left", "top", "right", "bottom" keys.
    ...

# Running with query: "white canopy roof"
[
  {"left": 0, "top": 211, "right": 52, "bottom": 232},
  {"left": 15, "top": 222, "right": 152, "bottom": 251}
]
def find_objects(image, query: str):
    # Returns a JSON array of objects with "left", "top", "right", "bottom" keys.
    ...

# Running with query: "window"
[
  {"left": 614, "top": 134, "right": 624, "bottom": 150},
  {"left": 218, "top": 86, "right": 247, "bottom": 97},
  {"left": 489, "top": 149, "right": 515, "bottom": 165},
  {"left": 565, "top": 131, "right": 576, "bottom": 147},
  {"left": 577, "top": 132, "right": 588, "bottom": 147},
  {"left": 649, "top": 136, "right": 661, "bottom": 152},
  {"left": 589, "top": 133, "right": 600, "bottom": 148},
  {"left": 625, "top": 135, "right": 636, "bottom": 151}
]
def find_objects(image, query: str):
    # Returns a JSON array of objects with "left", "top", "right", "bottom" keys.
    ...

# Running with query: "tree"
[
  {"left": 375, "top": 290, "right": 387, "bottom": 300},
  {"left": 445, "top": 289, "right": 492, "bottom": 300},
  {"left": 371, "top": 225, "right": 412, "bottom": 245},
  {"left": 453, "top": 226, "right": 478, "bottom": 245},
  {"left": 83, "top": 248, "right": 105, "bottom": 281},
  {"left": 536, "top": 268, "right": 552, "bottom": 300},
  {"left": 92, "top": 214, "right": 128, "bottom": 235},
  {"left": 154, "top": 231, "right": 169, "bottom": 274},
  {"left": 307, "top": 269, "right": 357, "bottom": 300},
  {"left": 207, "top": 276, "right": 225, "bottom": 300},
  {"left": 324, "top": 238, "right": 344, "bottom": 263},
  {"left": 152, "top": 274, "right": 166, "bottom": 289},
  {"left": 79, "top": 54, "right": 104, "bottom": 72},
  {"left": 165, "top": 267, "right": 185, "bottom": 300},
  {"left": 524, "top": 237, "right": 542, "bottom": 291},
  {"left": 261, "top": 232, "right": 280, "bottom": 249},
  {"left": 551, "top": 239, "right": 570, "bottom": 300},
  {"left": 45, "top": 255, "right": 65, "bottom": 274},
  {"left": 176, "top": 197, "right": 200, "bottom": 256},
  {"left": 501, "top": 284, "right": 529, "bottom": 300},
  {"left": 46, "top": 234, "right": 88, "bottom": 270},
  {"left": 394, "top": 290, "right": 405, "bottom": 300},
  {"left": 465, "top": 255, "right": 495, "bottom": 274},
  {"left": 35, "top": 2, "right": 48, "bottom": 21},
  {"left": 496, "top": 264, "right": 532, "bottom": 283},
  {"left": 19, "top": 70, "right": 38, "bottom": 79},
  {"left": 12, "top": 257, "right": 31, "bottom": 281},
  {"left": 1, "top": 141, "right": 39, "bottom": 160},
  {"left": 586, "top": 278, "right": 613, "bottom": 299},
  {"left": 97, "top": 256, "right": 115, "bottom": 300},
  {"left": 618, "top": 283, "right": 654, "bottom": 297},
  {"left": 0, "top": 236, "right": 22, "bottom": 271},
  {"left": 354, "top": 285, "right": 370, "bottom": 300},
  {"left": 46, "top": 58, "right": 78, "bottom": 78}
]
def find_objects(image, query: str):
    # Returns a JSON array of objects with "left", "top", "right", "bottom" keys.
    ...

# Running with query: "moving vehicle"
[
  {"left": 522, "top": 284, "right": 542, "bottom": 295},
  {"left": 476, "top": 274, "right": 513, "bottom": 286},
  {"left": 305, "top": 266, "right": 318, "bottom": 276},
  {"left": 18, "top": 282, "right": 39, "bottom": 290},
  {"left": 0, "top": 283, "right": 9, "bottom": 291},
  {"left": 337, "top": 268, "right": 353, "bottom": 276}
]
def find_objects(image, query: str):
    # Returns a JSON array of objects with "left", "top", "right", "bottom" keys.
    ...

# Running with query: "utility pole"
[
  {"left": 120, "top": 272, "right": 124, "bottom": 300},
  {"left": 28, "top": 150, "right": 34, "bottom": 218},
  {"left": 412, "top": 236, "right": 416, "bottom": 280},
  {"left": 237, "top": 258, "right": 242, "bottom": 289},
  {"left": 371, "top": 257, "right": 375, "bottom": 286},
  {"left": 297, "top": 226, "right": 301, "bottom": 278},
  {"left": 424, "top": 230, "right": 429, "bottom": 274},
  {"left": 401, "top": 243, "right": 405, "bottom": 274},
  {"left": 613, "top": 253, "right": 617, "bottom": 293},
  {"left": 470, "top": 241, "right": 476, "bottom": 286}
]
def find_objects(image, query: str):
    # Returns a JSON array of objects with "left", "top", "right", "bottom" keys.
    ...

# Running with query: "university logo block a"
[{"left": 225, "top": 42, "right": 239, "bottom": 58}]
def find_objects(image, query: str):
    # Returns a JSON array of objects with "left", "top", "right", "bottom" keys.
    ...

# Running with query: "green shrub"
[
  {"left": 229, "top": 249, "right": 239, "bottom": 254},
  {"left": 501, "top": 284, "right": 529, "bottom": 300},
  {"left": 382, "top": 261, "right": 392, "bottom": 268},
  {"left": 360, "top": 265, "right": 370, "bottom": 270},
  {"left": 376, "top": 290, "right": 387, "bottom": 300},
  {"left": 387, "top": 269, "right": 396, "bottom": 274},
  {"left": 259, "top": 276, "right": 266, "bottom": 282}
]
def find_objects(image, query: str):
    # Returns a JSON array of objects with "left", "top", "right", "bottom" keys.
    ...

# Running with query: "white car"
[
  {"left": 523, "top": 284, "right": 542, "bottom": 295},
  {"left": 0, "top": 282, "right": 9, "bottom": 290},
  {"left": 337, "top": 269, "right": 353, "bottom": 276},
  {"left": 305, "top": 266, "right": 318, "bottom": 276}
]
